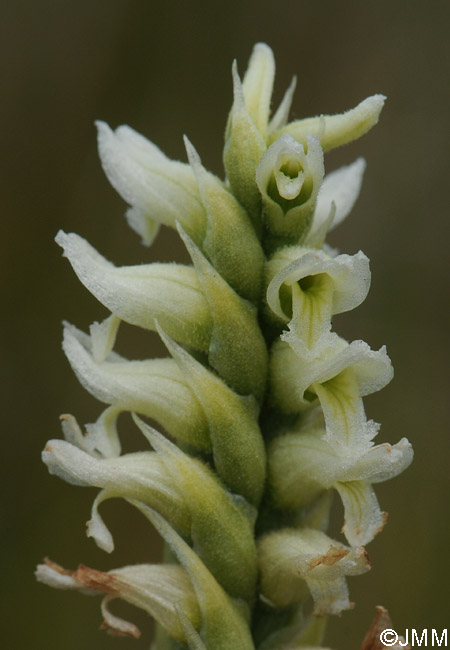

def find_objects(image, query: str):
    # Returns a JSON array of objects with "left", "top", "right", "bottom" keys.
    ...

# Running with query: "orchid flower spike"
[{"left": 38, "top": 42, "right": 411, "bottom": 650}]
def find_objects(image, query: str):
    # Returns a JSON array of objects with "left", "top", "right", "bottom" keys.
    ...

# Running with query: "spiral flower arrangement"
[{"left": 36, "top": 44, "right": 413, "bottom": 649}]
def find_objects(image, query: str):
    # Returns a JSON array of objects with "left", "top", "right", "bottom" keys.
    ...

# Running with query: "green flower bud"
[{"left": 223, "top": 60, "right": 266, "bottom": 232}]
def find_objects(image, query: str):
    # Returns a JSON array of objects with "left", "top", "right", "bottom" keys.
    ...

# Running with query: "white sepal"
[
  {"left": 89, "top": 314, "right": 121, "bottom": 363},
  {"left": 60, "top": 407, "right": 121, "bottom": 459},
  {"left": 343, "top": 437, "right": 413, "bottom": 484},
  {"left": 96, "top": 121, "right": 206, "bottom": 241},
  {"left": 307, "top": 158, "right": 366, "bottom": 242},
  {"left": 125, "top": 205, "right": 160, "bottom": 246},
  {"left": 56, "top": 231, "right": 212, "bottom": 350},
  {"left": 42, "top": 439, "right": 189, "bottom": 550},
  {"left": 36, "top": 559, "right": 201, "bottom": 643},
  {"left": 273, "top": 94, "right": 386, "bottom": 151}
]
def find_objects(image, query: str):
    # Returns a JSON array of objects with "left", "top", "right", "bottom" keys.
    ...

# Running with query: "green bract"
[{"left": 37, "top": 43, "right": 412, "bottom": 649}]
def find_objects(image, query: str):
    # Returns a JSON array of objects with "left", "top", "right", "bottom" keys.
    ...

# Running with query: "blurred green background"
[{"left": 2, "top": 0, "right": 449, "bottom": 648}]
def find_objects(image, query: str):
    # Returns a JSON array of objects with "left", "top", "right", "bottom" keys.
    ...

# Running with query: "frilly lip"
[
  {"left": 266, "top": 247, "right": 370, "bottom": 322},
  {"left": 256, "top": 133, "right": 324, "bottom": 226},
  {"left": 271, "top": 336, "right": 393, "bottom": 412}
]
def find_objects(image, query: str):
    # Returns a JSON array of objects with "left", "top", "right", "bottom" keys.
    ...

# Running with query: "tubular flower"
[{"left": 37, "top": 43, "right": 412, "bottom": 649}]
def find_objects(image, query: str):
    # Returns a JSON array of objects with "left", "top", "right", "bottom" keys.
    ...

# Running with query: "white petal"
[
  {"left": 311, "top": 158, "right": 366, "bottom": 237},
  {"left": 101, "top": 595, "right": 141, "bottom": 638},
  {"left": 84, "top": 407, "right": 122, "bottom": 459},
  {"left": 60, "top": 408, "right": 121, "bottom": 459},
  {"left": 268, "top": 76, "right": 297, "bottom": 134},
  {"left": 125, "top": 205, "right": 160, "bottom": 246},
  {"left": 89, "top": 314, "right": 120, "bottom": 363},
  {"left": 88, "top": 488, "right": 116, "bottom": 552},
  {"left": 313, "top": 368, "right": 377, "bottom": 448},
  {"left": 56, "top": 231, "right": 212, "bottom": 350}
]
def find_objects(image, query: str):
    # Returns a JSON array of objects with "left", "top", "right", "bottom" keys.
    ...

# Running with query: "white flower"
[
  {"left": 269, "top": 416, "right": 413, "bottom": 546},
  {"left": 56, "top": 230, "right": 213, "bottom": 350},
  {"left": 258, "top": 527, "right": 370, "bottom": 614},
  {"left": 270, "top": 336, "right": 393, "bottom": 447},
  {"left": 62, "top": 321, "right": 210, "bottom": 449},
  {"left": 266, "top": 246, "right": 370, "bottom": 356},
  {"left": 96, "top": 121, "right": 206, "bottom": 244},
  {"left": 256, "top": 134, "right": 324, "bottom": 245},
  {"left": 36, "top": 559, "right": 201, "bottom": 641}
]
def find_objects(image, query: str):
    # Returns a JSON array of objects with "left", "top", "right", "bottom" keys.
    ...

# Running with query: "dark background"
[{"left": 2, "top": 1, "right": 449, "bottom": 648}]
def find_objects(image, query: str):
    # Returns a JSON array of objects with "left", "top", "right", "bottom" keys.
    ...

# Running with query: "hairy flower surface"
[{"left": 37, "top": 43, "right": 412, "bottom": 649}]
